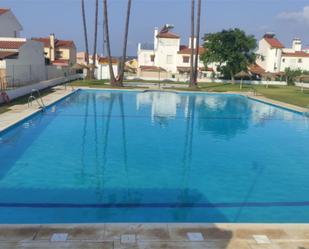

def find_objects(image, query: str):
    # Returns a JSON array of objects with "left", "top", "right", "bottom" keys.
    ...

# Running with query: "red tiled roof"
[
  {"left": 157, "top": 32, "right": 180, "bottom": 39},
  {"left": 52, "top": 59, "right": 70, "bottom": 66},
  {"left": 0, "top": 8, "right": 9, "bottom": 15},
  {"left": 249, "top": 63, "right": 265, "bottom": 75},
  {"left": 178, "top": 46, "right": 205, "bottom": 55},
  {"left": 0, "top": 51, "right": 18, "bottom": 59},
  {"left": 99, "top": 57, "right": 118, "bottom": 65},
  {"left": 282, "top": 51, "right": 309, "bottom": 58},
  {"left": 140, "top": 66, "right": 166, "bottom": 72},
  {"left": 0, "top": 40, "right": 25, "bottom": 50},
  {"left": 32, "top": 38, "right": 75, "bottom": 49},
  {"left": 264, "top": 37, "right": 284, "bottom": 49}
]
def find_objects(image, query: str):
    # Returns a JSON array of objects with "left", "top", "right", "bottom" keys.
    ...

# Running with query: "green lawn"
[{"left": 200, "top": 84, "right": 309, "bottom": 108}]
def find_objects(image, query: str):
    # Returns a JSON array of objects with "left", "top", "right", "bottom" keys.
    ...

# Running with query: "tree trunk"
[
  {"left": 230, "top": 71, "right": 235, "bottom": 84},
  {"left": 118, "top": 0, "right": 132, "bottom": 87},
  {"left": 189, "top": 0, "right": 195, "bottom": 88},
  {"left": 103, "top": 0, "right": 116, "bottom": 85},
  {"left": 193, "top": 0, "right": 201, "bottom": 87},
  {"left": 81, "top": 0, "right": 90, "bottom": 79},
  {"left": 92, "top": 0, "right": 99, "bottom": 80}
]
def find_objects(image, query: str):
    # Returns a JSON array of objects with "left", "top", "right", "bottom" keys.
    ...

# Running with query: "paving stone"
[
  {"left": 0, "top": 226, "right": 40, "bottom": 242},
  {"left": 121, "top": 234, "right": 136, "bottom": 244},
  {"left": 0, "top": 241, "right": 113, "bottom": 249},
  {"left": 253, "top": 235, "right": 271, "bottom": 244},
  {"left": 36, "top": 225, "right": 105, "bottom": 241}
]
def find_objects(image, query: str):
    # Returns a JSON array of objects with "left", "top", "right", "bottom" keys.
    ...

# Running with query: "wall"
[
  {"left": 0, "top": 11, "right": 22, "bottom": 37},
  {"left": 96, "top": 64, "right": 118, "bottom": 80},
  {"left": 155, "top": 38, "right": 180, "bottom": 73},
  {"left": 4, "top": 41, "right": 45, "bottom": 85},
  {"left": 0, "top": 74, "right": 81, "bottom": 104},
  {"left": 256, "top": 39, "right": 283, "bottom": 73},
  {"left": 281, "top": 56, "right": 309, "bottom": 71}
]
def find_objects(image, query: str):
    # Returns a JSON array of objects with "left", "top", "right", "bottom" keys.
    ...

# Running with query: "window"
[
  {"left": 298, "top": 58, "right": 302, "bottom": 63},
  {"left": 274, "top": 63, "right": 277, "bottom": 71},
  {"left": 56, "top": 51, "right": 63, "bottom": 58},
  {"left": 150, "top": 55, "right": 155, "bottom": 62},
  {"left": 166, "top": 55, "right": 173, "bottom": 64},
  {"left": 282, "top": 58, "right": 285, "bottom": 63},
  {"left": 183, "top": 56, "right": 190, "bottom": 63}
]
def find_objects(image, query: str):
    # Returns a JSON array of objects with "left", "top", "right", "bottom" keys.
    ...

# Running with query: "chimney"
[
  {"left": 189, "top": 37, "right": 197, "bottom": 49},
  {"left": 154, "top": 27, "right": 158, "bottom": 50},
  {"left": 292, "top": 38, "right": 302, "bottom": 52},
  {"left": 50, "top": 33, "right": 56, "bottom": 62}
]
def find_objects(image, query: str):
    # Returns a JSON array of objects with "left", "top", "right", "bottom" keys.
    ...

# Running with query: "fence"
[{"left": 0, "top": 64, "right": 76, "bottom": 91}]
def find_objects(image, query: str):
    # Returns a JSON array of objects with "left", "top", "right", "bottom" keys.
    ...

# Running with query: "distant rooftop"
[{"left": 0, "top": 8, "right": 9, "bottom": 15}]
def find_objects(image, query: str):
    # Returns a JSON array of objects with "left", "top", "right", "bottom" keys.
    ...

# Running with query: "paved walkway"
[
  {"left": 0, "top": 223, "right": 309, "bottom": 248},
  {"left": 0, "top": 86, "right": 76, "bottom": 133}
]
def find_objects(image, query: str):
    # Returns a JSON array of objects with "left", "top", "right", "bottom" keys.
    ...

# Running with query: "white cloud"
[{"left": 278, "top": 6, "right": 309, "bottom": 26}]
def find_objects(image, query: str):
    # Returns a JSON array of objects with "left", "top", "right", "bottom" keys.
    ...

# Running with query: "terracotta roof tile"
[
  {"left": 282, "top": 51, "right": 309, "bottom": 58},
  {"left": 32, "top": 37, "right": 75, "bottom": 49},
  {"left": 140, "top": 66, "right": 166, "bottom": 72},
  {"left": 249, "top": 63, "right": 265, "bottom": 75},
  {"left": 0, "top": 40, "right": 25, "bottom": 50},
  {"left": 99, "top": 57, "right": 118, "bottom": 65},
  {"left": 52, "top": 59, "right": 70, "bottom": 66},
  {"left": 264, "top": 37, "right": 284, "bottom": 49},
  {"left": 157, "top": 32, "right": 180, "bottom": 39},
  {"left": 0, "top": 8, "right": 9, "bottom": 15},
  {"left": 178, "top": 46, "right": 205, "bottom": 55}
]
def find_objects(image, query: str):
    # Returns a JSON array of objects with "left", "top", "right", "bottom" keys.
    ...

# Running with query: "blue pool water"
[{"left": 0, "top": 89, "right": 309, "bottom": 223}]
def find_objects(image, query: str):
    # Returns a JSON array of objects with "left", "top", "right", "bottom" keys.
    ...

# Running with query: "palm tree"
[
  {"left": 103, "top": 0, "right": 116, "bottom": 84},
  {"left": 81, "top": 0, "right": 90, "bottom": 78},
  {"left": 117, "top": 0, "right": 132, "bottom": 87},
  {"left": 189, "top": 0, "right": 195, "bottom": 87},
  {"left": 193, "top": 0, "right": 202, "bottom": 86},
  {"left": 92, "top": 0, "right": 99, "bottom": 79}
]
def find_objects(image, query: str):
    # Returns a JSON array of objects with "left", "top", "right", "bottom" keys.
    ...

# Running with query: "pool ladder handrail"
[
  {"left": 64, "top": 82, "right": 75, "bottom": 91},
  {"left": 28, "top": 89, "right": 46, "bottom": 110}
]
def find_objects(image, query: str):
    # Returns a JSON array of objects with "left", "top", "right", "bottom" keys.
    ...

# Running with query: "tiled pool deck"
[
  {"left": 1, "top": 85, "right": 309, "bottom": 248},
  {"left": 1, "top": 223, "right": 309, "bottom": 248}
]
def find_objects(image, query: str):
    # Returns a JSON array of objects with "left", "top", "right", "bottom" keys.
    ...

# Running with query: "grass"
[
  {"left": 71, "top": 80, "right": 147, "bottom": 89},
  {"left": 0, "top": 88, "right": 55, "bottom": 114}
]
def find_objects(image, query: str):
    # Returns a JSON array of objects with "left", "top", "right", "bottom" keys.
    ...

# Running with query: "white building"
[
  {"left": 79, "top": 53, "right": 119, "bottom": 80},
  {"left": 0, "top": 37, "right": 46, "bottom": 86},
  {"left": 0, "top": 8, "right": 23, "bottom": 38},
  {"left": 137, "top": 25, "right": 215, "bottom": 81},
  {"left": 256, "top": 33, "right": 309, "bottom": 74},
  {"left": 95, "top": 57, "right": 119, "bottom": 80}
]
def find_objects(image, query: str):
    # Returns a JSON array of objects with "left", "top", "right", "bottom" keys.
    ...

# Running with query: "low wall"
[
  {"left": 127, "top": 76, "right": 287, "bottom": 86},
  {"left": 0, "top": 74, "right": 82, "bottom": 104},
  {"left": 295, "top": 82, "right": 309, "bottom": 89}
]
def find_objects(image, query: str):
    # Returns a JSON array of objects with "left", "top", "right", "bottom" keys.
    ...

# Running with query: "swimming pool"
[{"left": 0, "top": 89, "right": 309, "bottom": 223}]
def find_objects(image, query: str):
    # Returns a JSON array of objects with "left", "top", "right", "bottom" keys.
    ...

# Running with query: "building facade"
[
  {"left": 137, "top": 25, "right": 215, "bottom": 81},
  {"left": 33, "top": 34, "right": 77, "bottom": 66},
  {"left": 0, "top": 8, "right": 22, "bottom": 38},
  {"left": 256, "top": 33, "right": 309, "bottom": 74}
]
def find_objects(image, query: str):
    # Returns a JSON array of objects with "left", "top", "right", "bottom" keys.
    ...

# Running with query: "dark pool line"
[{"left": 1, "top": 201, "right": 309, "bottom": 209}]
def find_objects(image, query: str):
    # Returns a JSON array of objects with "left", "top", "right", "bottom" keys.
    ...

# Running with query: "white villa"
[
  {"left": 256, "top": 33, "right": 309, "bottom": 74},
  {"left": 0, "top": 8, "right": 22, "bottom": 38},
  {"left": 137, "top": 25, "right": 216, "bottom": 81}
]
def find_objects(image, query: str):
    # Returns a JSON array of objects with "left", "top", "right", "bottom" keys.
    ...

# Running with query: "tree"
[
  {"left": 92, "top": 0, "right": 99, "bottom": 79},
  {"left": 284, "top": 67, "right": 302, "bottom": 85},
  {"left": 118, "top": 0, "right": 132, "bottom": 87},
  {"left": 103, "top": 0, "right": 116, "bottom": 84},
  {"left": 189, "top": 0, "right": 195, "bottom": 87},
  {"left": 81, "top": 0, "right": 90, "bottom": 78},
  {"left": 201, "top": 29, "right": 257, "bottom": 82},
  {"left": 193, "top": 0, "right": 202, "bottom": 86}
]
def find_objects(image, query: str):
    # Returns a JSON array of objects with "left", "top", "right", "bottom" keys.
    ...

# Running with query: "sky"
[{"left": 1, "top": 0, "right": 309, "bottom": 56}]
